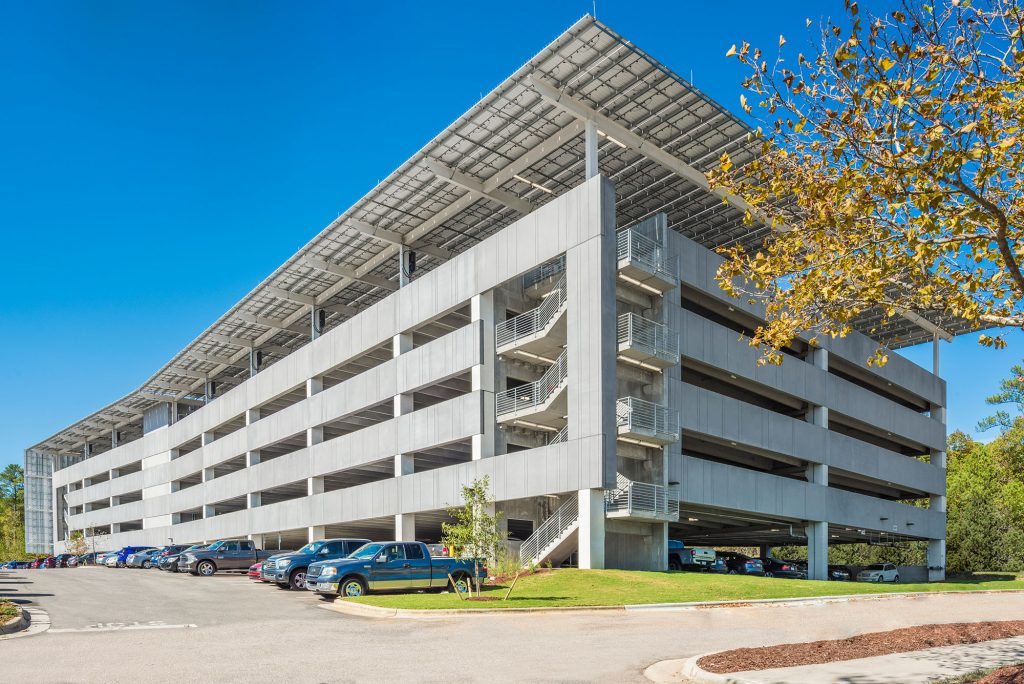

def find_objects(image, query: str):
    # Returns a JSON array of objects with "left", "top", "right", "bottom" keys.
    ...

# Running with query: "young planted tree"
[
  {"left": 66, "top": 530, "right": 88, "bottom": 557},
  {"left": 441, "top": 476, "right": 505, "bottom": 597},
  {"left": 709, "top": 0, "right": 1024, "bottom": 364}
]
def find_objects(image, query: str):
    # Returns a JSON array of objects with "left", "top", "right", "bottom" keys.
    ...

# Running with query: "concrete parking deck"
[{"left": 4, "top": 567, "right": 1024, "bottom": 683}]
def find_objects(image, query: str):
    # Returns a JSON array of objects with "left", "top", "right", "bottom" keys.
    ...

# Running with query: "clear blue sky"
[{"left": 0, "top": 1, "right": 1018, "bottom": 471}]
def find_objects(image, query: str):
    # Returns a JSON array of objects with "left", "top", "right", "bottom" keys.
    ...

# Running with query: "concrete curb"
[
  {"left": 318, "top": 588, "right": 1024, "bottom": 620},
  {"left": 0, "top": 606, "right": 50, "bottom": 640},
  {"left": 644, "top": 653, "right": 758, "bottom": 684},
  {"left": 0, "top": 609, "right": 28, "bottom": 635}
]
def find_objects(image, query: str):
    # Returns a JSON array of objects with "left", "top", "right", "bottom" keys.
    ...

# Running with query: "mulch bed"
[
  {"left": 699, "top": 621, "right": 1024, "bottom": 674},
  {"left": 977, "top": 664, "right": 1024, "bottom": 683}
]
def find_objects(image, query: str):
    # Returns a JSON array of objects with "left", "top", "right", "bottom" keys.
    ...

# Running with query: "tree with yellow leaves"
[{"left": 710, "top": 0, "right": 1024, "bottom": 365}]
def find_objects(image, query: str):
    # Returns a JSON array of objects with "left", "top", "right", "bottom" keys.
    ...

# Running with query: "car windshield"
[
  {"left": 207, "top": 541, "right": 225, "bottom": 550},
  {"left": 349, "top": 543, "right": 384, "bottom": 559},
  {"left": 295, "top": 542, "right": 322, "bottom": 555},
  {"left": 866, "top": 564, "right": 885, "bottom": 570}
]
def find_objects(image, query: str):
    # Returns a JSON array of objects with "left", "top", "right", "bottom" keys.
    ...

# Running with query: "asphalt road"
[{"left": 3, "top": 567, "right": 1024, "bottom": 683}]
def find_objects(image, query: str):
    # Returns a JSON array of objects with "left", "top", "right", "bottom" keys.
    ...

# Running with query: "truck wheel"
[
  {"left": 289, "top": 569, "right": 307, "bottom": 591},
  {"left": 450, "top": 573, "right": 472, "bottom": 595},
  {"left": 197, "top": 561, "right": 216, "bottom": 577},
  {"left": 668, "top": 559, "right": 682, "bottom": 571},
  {"left": 340, "top": 577, "right": 367, "bottom": 598}
]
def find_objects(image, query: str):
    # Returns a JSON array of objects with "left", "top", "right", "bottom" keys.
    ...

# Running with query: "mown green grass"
[
  {"left": 0, "top": 599, "right": 20, "bottom": 620},
  {"left": 347, "top": 569, "right": 1024, "bottom": 610}
]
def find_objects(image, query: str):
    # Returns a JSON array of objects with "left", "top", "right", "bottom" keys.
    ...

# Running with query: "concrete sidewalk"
[{"left": 689, "top": 635, "right": 1024, "bottom": 684}]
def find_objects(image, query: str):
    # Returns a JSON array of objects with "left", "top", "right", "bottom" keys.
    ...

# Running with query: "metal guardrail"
[
  {"left": 605, "top": 473, "right": 679, "bottom": 518},
  {"left": 616, "top": 396, "right": 680, "bottom": 440},
  {"left": 522, "top": 255, "right": 567, "bottom": 290},
  {"left": 616, "top": 228, "right": 677, "bottom": 282},
  {"left": 495, "top": 274, "right": 567, "bottom": 348},
  {"left": 519, "top": 493, "right": 578, "bottom": 564},
  {"left": 496, "top": 350, "right": 568, "bottom": 416},
  {"left": 548, "top": 425, "right": 568, "bottom": 445},
  {"left": 617, "top": 313, "right": 678, "bottom": 362}
]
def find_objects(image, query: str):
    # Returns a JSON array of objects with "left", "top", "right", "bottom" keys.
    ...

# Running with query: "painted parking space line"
[{"left": 48, "top": 621, "right": 197, "bottom": 634}]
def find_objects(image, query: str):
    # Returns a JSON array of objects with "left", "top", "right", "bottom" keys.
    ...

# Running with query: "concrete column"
[
  {"left": 929, "top": 404, "right": 947, "bottom": 581},
  {"left": 246, "top": 410, "right": 262, "bottom": 469},
  {"left": 395, "top": 453, "right": 413, "bottom": 477},
  {"left": 307, "top": 476, "right": 324, "bottom": 496},
  {"left": 393, "top": 332, "right": 414, "bottom": 473},
  {"left": 109, "top": 469, "right": 120, "bottom": 480},
  {"left": 804, "top": 346, "right": 829, "bottom": 580},
  {"left": 202, "top": 467, "right": 215, "bottom": 482},
  {"left": 311, "top": 308, "right": 322, "bottom": 340},
  {"left": 111, "top": 523, "right": 121, "bottom": 534},
  {"left": 248, "top": 492, "right": 261, "bottom": 508},
  {"left": 471, "top": 292, "right": 496, "bottom": 461},
  {"left": 806, "top": 520, "right": 828, "bottom": 581},
  {"left": 577, "top": 489, "right": 606, "bottom": 569},
  {"left": 246, "top": 408, "right": 260, "bottom": 425},
  {"left": 110, "top": 495, "right": 121, "bottom": 507},
  {"left": 247, "top": 450, "right": 261, "bottom": 467},
  {"left": 399, "top": 246, "right": 410, "bottom": 288},
  {"left": 111, "top": 430, "right": 119, "bottom": 449},
  {"left": 928, "top": 539, "right": 947, "bottom": 582},
  {"left": 584, "top": 120, "right": 599, "bottom": 180},
  {"left": 395, "top": 513, "right": 416, "bottom": 541},
  {"left": 201, "top": 431, "right": 215, "bottom": 446},
  {"left": 248, "top": 533, "right": 265, "bottom": 548},
  {"left": 307, "top": 375, "right": 323, "bottom": 397},
  {"left": 203, "top": 504, "right": 214, "bottom": 518},
  {"left": 308, "top": 525, "right": 326, "bottom": 543}
]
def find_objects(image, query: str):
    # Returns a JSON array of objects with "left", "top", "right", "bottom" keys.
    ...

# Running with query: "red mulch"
[
  {"left": 698, "top": 621, "right": 1024, "bottom": 674},
  {"left": 978, "top": 664, "right": 1024, "bottom": 683}
]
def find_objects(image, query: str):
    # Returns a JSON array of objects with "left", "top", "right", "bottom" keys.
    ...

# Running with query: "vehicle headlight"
[
  {"left": 319, "top": 567, "right": 337, "bottom": 577},
  {"left": 183, "top": 554, "right": 195, "bottom": 561},
  {"left": 278, "top": 559, "right": 291, "bottom": 568}
]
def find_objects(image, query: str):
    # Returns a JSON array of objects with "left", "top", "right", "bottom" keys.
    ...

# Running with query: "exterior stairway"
[
  {"left": 496, "top": 273, "right": 567, "bottom": 363},
  {"left": 495, "top": 349, "right": 568, "bottom": 429},
  {"left": 519, "top": 494, "right": 579, "bottom": 567},
  {"left": 604, "top": 473, "right": 679, "bottom": 522}
]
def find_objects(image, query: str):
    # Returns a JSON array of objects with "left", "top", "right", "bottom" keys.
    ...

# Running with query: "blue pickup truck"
[
  {"left": 305, "top": 541, "right": 484, "bottom": 598},
  {"left": 262, "top": 538, "right": 370, "bottom": 590}
]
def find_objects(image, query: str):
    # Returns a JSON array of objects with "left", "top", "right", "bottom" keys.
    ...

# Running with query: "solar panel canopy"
[{"left": 32, "top": 15, "right": 969, "bottom": 455}]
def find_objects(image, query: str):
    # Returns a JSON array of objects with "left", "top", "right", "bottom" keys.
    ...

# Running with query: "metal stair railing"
[
  {"left": 496, "top": 349, "right": 568, "bottom": 416},
  {"left": 616, "top": 396, "right": 679, "bottom": 439},
  {"left": 548, "top": 425, "right": 568, "bottom": 445},
  {"left": 496, "top": 274, "right": 567, "bottom": 348},
  {"left": 617, "top": 313, "right": 678, "bottom": 362},
  {"left": 522, "top": 255, "right": 567, "bottom": 290},
  {"left": 519, "top": 493, "right": 579, "bottom": 564},
  {"left": 616, "top": 227, "right": 677, "bottom": 283},
  {"left": 605, "top": 473, "right": 678, "bottom": 518}
]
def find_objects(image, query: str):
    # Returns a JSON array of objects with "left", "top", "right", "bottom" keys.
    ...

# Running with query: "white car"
[
  {"left": 104, "top": 554, "right": 119, "bottom": 567},
  {"left": 856, "top": 563, "right": 900, "bottom": 583}
]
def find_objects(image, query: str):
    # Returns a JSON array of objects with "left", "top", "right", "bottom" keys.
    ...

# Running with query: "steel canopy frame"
[{"left": 32, "top": 15, "right": 967, "bottom": 455}]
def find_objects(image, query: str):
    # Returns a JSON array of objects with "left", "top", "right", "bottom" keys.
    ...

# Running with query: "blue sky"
[{"left": 0, "top": 1, "right": 1019, "bottom": 471}]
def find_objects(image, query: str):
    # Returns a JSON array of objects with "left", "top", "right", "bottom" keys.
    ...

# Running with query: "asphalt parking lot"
[{"left": 4, "top": 567, "right": 1024, "bottom": 683}]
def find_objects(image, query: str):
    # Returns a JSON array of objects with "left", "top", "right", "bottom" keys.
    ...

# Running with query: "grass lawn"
[
  {"left": 0, "top": 599, "right": 20, "bottom": 620},
  {"left": 347, "top": 569, "right": 1024, "bottom": 610}
]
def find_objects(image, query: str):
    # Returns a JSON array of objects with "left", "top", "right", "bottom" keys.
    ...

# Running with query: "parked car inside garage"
[
  {"left": 758, "top": 557, "right": 806, "bottom": 579},
  {"left": 857, "top": 563, "right": 900, "bottom": 583},
  {"left": 715, "top": 551, "right": 764, "bottom": 576}
]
